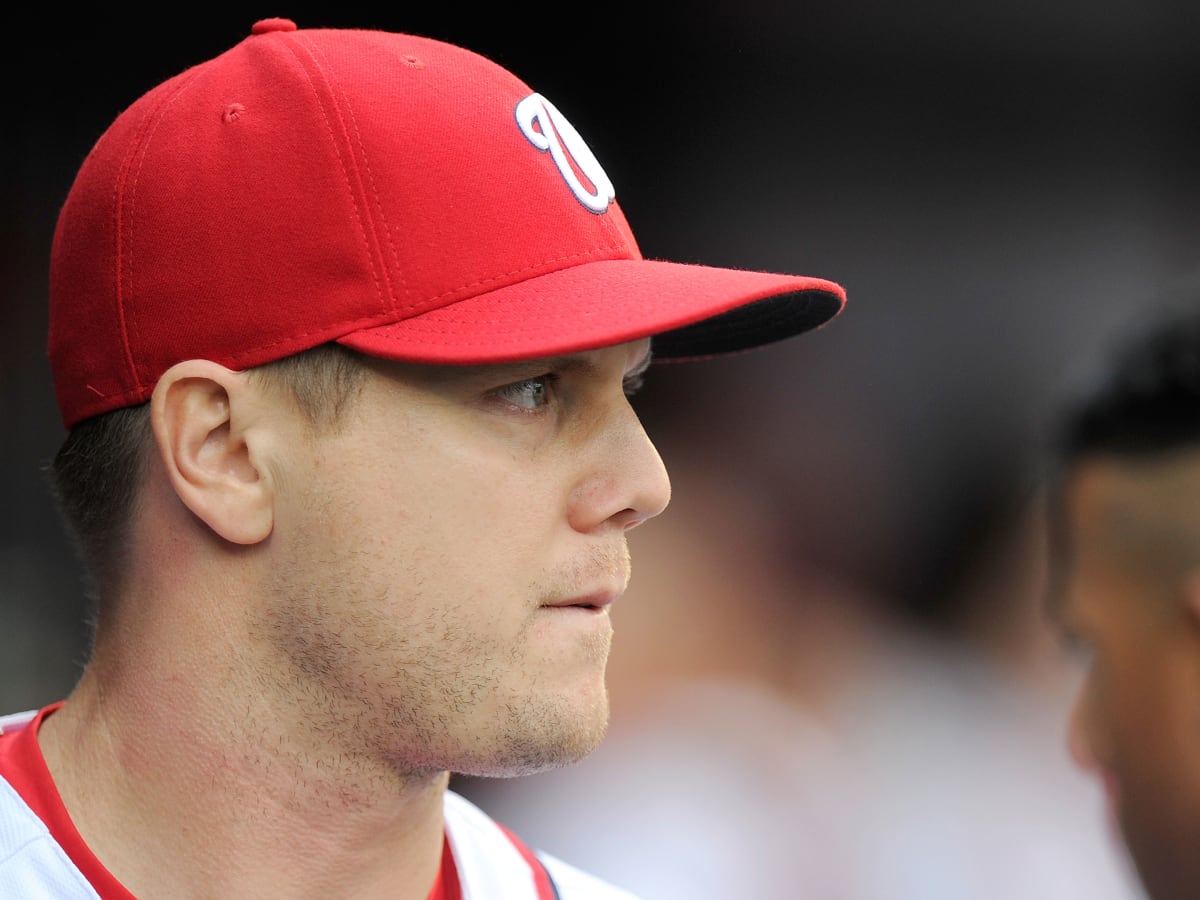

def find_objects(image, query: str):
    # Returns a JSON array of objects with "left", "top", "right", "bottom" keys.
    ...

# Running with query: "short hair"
[
  {"left": 1055, "top": 307, "right": 1200, "bottom": 466},
  {"left": 1045, "top": 306, "right": 1200, "bottom": 599},
  {"left": 47, "top": 343, "right": 369, "bottom": 609}
]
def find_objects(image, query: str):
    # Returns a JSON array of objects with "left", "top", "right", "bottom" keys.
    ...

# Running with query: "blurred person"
[
  {"left": 0, "top": 17, "right": 848, "bottom": 899},
  {"left": 827, "top": 512, "right": 1147, "bottom": 900},
  {"left": 1046, "top": 305, "right": 1200, "bottom": 900},
  {"left": 461, "top": 349, "right": 1145, "bottom": 899}
]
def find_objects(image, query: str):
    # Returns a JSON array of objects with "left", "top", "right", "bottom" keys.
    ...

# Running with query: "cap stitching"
[
  {"left": 280, "top": 33, "right": 391, "bottom": 313},
  {"left": 115, "top": 69, "right": 205, "bottom": 402},
  {"left": 302, "top": 35, "right": 409, "bottom": 315},
  {"left": 218, "top": 244, "right": 629, "bottom": 358},
  {"left": 367, "top": 291, "right": 828, "bottom": 346},
  {"left": 425, "top": 245, "right": 632, "bottom": 302}
]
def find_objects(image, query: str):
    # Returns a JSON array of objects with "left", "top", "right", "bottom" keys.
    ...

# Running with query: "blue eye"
[{"left": 496, "top": 376, "right": 552, "bottom": 410}]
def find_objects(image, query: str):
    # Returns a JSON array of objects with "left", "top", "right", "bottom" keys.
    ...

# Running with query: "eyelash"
[
  {"left": 491, "top": 368, "right": 648, "bottom": 412},
  {"left": 494, "top": 374, "right": 557, "bottom": 411}
]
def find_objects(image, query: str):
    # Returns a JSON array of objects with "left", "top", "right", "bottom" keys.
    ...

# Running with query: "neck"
[{"left": 39, "top": 616, "right": 450, "bottom": 899}]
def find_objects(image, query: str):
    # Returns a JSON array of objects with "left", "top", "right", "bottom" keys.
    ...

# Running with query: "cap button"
[{"left": 251, "top": 18, "right": 298, "bottom": 35}]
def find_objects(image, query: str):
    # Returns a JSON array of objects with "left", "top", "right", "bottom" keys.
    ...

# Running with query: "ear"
[{"left": 150, "top": 360, "right": 274, "bottom": 545}]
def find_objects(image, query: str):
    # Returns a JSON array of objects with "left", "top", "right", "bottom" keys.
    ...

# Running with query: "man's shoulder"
[{"left": 444, "top": 789, "right": 642, "bottom": 899}]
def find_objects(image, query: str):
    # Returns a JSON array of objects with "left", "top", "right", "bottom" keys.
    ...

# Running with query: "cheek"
[
  {"left": 339, "top": 456, "right": 560, "bottom": 621},
  {"left": 1096, "top": 639, "right": 1200, "bottom": 778},
  {"left": 385, "top": 471, "right": 552, "bottom": 572},
  {"left": 310, "top": 419, "right": 576, "bottom": 635}
]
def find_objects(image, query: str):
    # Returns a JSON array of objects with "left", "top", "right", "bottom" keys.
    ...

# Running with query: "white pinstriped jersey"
[{"left": 0, "top": 707, "right": 640, "bottom": 900}]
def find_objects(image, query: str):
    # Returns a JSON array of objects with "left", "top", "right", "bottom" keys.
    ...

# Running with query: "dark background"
[{"left": 5, "top": 1, "right": 1200, "bottom": 717}]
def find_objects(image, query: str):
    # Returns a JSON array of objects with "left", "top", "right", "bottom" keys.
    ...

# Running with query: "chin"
[{"left": 455, "top": 696, "right": 611, "bottom": 779}]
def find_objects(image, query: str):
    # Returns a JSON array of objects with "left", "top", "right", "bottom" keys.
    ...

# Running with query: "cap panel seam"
[
  {"left": 282, "top": 32, "right": 396, "bottom": 316},
  {"left": 300, "top": 35, "right": 409, "bottom": 316},
  {"left": 212, "top": 245, "right": 635, "bottom": 361},
  {"left": 115, "top": 69, "right": 205, "bottom": 402},
  {"left": 405, "top": 244, "right": 634, "bottom": 313}
]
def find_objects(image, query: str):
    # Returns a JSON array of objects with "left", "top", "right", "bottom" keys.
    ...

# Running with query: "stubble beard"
[
  {"left": 460, "top": 624, "right": 614, "bottom": 779},
  {"left": 255, "top": 558, "right": 615, "bottom": 794}
]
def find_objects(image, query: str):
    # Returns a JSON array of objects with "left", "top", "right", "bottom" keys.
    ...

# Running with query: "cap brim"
[{"left": 336, "top": 258, "right": 845, "bottom": 364}]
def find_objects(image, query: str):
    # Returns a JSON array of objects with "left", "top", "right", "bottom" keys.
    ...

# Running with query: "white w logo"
[{"left": 515, "top": 93, "right": 616, "bottom": 214}]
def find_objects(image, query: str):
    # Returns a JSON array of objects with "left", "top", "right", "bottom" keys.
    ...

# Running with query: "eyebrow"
[{"left": 507, "top": 346, "right": 654, "bottom": 382}]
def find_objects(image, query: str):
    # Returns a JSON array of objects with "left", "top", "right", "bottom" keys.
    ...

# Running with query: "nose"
[{"left": 568, "top": 401, "right": 671, "bottom": 533}]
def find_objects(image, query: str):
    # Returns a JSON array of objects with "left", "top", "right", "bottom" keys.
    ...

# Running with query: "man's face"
[
  {"left": 256, "top": 339, "right": 669, "bottom": 779},
  {"left": 1055, "top": 459, "right": 1200, "bottom": 900}
]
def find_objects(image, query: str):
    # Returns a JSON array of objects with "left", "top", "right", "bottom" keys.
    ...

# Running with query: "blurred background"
[{"left": 7, "top": 2, "right": 1200, "bottom": 897}]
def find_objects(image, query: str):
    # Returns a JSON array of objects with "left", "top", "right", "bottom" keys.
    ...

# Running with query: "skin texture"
[
  {"left": 1054, "top": 454, "right": 1200, "bottom": 900},
  {"left": 36, "top": 338, "right": 669, "bottom": 899}
]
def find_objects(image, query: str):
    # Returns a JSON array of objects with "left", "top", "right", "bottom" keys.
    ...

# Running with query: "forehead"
[
  {"left": 1054, "top": 454, "right": 1200, "bottom": 616},
  {"left": 1062, "top": 454, "right": 1200, "bottom": 549}
]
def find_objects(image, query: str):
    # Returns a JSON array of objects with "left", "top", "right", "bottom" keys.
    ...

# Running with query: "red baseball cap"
[{"left": 49, "top": 18, "right": 845, "bottom": 429}]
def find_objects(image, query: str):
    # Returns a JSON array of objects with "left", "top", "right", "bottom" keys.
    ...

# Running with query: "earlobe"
[{"left": 151, "top": 360, "right": 274, "bottom": 545}]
